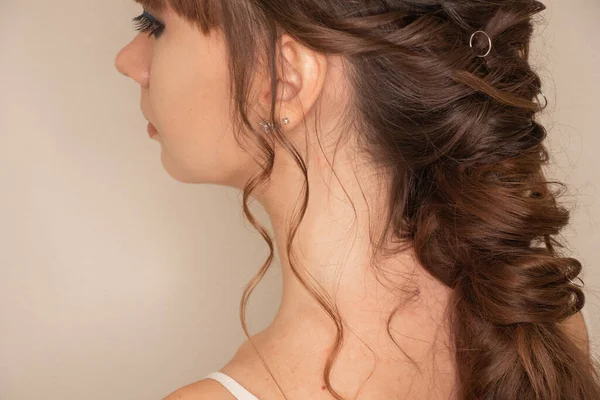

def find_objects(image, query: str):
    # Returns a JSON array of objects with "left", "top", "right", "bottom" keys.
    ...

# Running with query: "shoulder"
[
  {"left": 161, "top": 335, "right": 276, "bottom": 400},
  {"left": 162, "top": 378, "right": 237, "bottom": 400}
]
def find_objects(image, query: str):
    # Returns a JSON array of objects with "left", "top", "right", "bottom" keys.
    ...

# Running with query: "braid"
[{"left": 413, "top": 155, "right": 592, "bottom": 398}]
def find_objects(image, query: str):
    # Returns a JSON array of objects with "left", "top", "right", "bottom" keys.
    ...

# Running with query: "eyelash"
[{"left": 132, "top": 11, "right": 165, "bottom": 38}]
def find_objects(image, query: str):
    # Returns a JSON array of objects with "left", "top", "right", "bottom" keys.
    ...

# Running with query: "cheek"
[
  {"left": 147, "top": 46, "right": 256, "bottom": 185},
  {"left": 150, "top": 34, "right": 231, "bottom": 137}
]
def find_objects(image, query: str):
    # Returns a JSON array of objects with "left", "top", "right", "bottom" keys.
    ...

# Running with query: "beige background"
[{"left": 0, "top": 1, "right": 598, "bottom": 399}]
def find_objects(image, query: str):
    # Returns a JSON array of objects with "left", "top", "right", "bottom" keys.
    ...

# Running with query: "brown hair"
[{"left": 142, "top": 0, "right": 600, "bottom": 398}]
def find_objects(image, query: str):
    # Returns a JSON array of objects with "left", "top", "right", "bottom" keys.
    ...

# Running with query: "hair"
[{"left": 143, "top": 0, "right": 600, "bottom": 398}]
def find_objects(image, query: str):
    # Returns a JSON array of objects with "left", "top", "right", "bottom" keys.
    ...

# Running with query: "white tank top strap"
[{"left": 203, "top": 371, "right": 259, "bottom": 400}]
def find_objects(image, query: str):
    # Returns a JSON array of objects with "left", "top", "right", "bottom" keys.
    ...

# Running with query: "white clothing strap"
[{"left": 203, "top": 371, "right": 259, "bottom": 400}]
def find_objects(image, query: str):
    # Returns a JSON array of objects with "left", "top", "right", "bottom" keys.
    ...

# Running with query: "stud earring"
[{"left": 259, "top": 117, "right": 290, "bottom": 132}]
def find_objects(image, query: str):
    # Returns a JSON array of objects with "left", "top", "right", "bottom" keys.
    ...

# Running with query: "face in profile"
[{"left": 114, "top": 4, "right": 260, "bottom": 188}]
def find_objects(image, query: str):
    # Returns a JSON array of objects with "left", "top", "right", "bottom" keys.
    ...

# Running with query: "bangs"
[{"left": 134, "top": 0, "right": 222, "bottom": 33}]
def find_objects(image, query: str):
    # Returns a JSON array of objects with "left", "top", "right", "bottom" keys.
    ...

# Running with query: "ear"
[{"left": 257, "top": 34, "right": 328, "bottom": 132}]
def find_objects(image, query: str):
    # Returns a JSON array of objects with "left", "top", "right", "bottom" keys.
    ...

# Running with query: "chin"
[
  {"left": 157, "top": 150, "right": 194, "bottom": 183},
  {"left": 156, "top": 147, "right": 250, "bottom": 187},
  {"left": 158, "top": 157, "right": 215, "bottom": 185}
]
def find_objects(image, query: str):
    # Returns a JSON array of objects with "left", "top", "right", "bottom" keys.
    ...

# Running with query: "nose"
[{"left": 114, "top": 34, "right": 151, "bottom": 87}]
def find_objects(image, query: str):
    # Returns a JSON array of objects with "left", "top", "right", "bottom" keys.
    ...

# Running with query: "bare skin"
[{"left": 115, "top": 3, "right": 588, "bottom": 399}]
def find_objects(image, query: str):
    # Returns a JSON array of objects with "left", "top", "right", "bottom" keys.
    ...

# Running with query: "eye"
[{"left": 132, "top": 10, "right": 165, "bottom": 38}]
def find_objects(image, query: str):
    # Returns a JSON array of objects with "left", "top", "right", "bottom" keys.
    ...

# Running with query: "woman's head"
[
  {"left": 116, "top": 0, "right": 600, "bottom": 399},
  {"left": 114, "top": 3, "right": 256, "bottom": 186},
  {"left": 114, "top": 1, "right": 354, "bottom": 191}
]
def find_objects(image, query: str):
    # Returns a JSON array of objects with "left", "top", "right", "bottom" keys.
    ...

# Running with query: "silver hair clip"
[
  {"left": 469, "top": 30, "right": 492, "bottom": 58},
  {"left": 568, "top": 276, "right": 585, "bottom": 288},
  {"left": 536, "top": 90, "right": 548, "bottom": 111}
]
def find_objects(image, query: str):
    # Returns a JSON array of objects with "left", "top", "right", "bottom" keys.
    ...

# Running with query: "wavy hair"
[{"left": 142, "top": 0, "right": 600, "bottom": 398}]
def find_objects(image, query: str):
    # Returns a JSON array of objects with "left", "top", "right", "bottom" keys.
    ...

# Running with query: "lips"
[{"left": 147, "top": 121, "right": 158, "bottom": 137}]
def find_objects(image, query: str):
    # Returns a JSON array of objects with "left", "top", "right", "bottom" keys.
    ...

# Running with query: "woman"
[{"left": 114, "top": 0, "right": 599, "bottom": 399}]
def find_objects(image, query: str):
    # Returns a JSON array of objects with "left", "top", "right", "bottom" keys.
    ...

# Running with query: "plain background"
[{"left": 0, "top": 0, "right": 598, "bottom": 399}]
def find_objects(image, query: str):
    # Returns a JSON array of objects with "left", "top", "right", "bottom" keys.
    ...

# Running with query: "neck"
[{"left": 252, "top": 142, "right": 454, "bottom": 363}]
